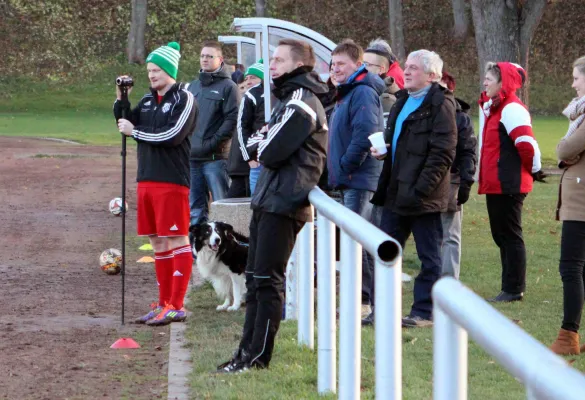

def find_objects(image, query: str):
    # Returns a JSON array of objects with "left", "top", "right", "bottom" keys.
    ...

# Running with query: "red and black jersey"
[{"left": 478, "top": 62, "right": 541, "bottom": 195}]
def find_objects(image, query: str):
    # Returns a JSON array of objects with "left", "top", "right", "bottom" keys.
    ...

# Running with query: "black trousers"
[
  {"left": 560, "top": 221, "right": 585, "bottom": 333},
  {"left": 486, "top": 194, "right": 527, "bottom": 294},
  {"left": 239, "top": 210, "right": 304, "bottom": 367},
  {"left": 227, "top": 176, "right": 250, "bottom": 198}
]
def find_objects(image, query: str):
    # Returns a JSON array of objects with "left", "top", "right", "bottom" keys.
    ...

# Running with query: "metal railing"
[
  {"left": 284, "top": 187, "right": 585, "bottom": 399},
  {"left": 433, "top": 277, "right": 585, "bottom": 400},
  {"left": 288, "top": 187, "right": 403, "bottom": 398}
]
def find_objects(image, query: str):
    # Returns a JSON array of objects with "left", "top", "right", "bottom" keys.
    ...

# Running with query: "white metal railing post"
[
  {"left": 317, "top": 212, "right": 336, "bottom": 394},
  {"left": 375, "top": 256, "right": 403, "bottom": 400},
  {"left": 298, "top": 212, "right": 315, "bottom": 349},
  {"left": 432, "top": 278, "right": 585, "bottom": 400},
  {"left": 526, "top": 386, "right": 537, "bottom": 400},
  {"left": 433, "top": 302, "right": 468, "bottom": 400},
  {"left": 339, "top": 231, "right": 362, "bottom": 400},
  {"left": 285, "top": 242, "right": 298, "bottom": 321}
]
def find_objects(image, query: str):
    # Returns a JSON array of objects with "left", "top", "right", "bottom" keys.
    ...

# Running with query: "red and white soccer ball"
[
  {"left": 108, "top": 198, "right": 128, "bottom": 216},
  {"left": 99, "top": 248, "right": 122, "bottom": 275}
]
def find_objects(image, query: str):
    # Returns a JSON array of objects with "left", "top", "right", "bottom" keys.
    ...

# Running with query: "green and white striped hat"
[
  {"left": 145, "top": 42, "right": 181, "bottom": 79},
  {"left": 245, "top": 59, "right": 264, "bottom": 80}
]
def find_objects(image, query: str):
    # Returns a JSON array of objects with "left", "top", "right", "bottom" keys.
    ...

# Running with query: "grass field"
[
  {"left": 184, "top": 177, "right": 585, "bottom": 400},
  {"left": 0, "top": 111, "right": 568, "bottom": 165}
]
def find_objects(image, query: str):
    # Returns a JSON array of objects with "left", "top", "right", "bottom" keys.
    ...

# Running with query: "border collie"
[{"left": 189, "top": 222, "right": 248, "bottom": 311}]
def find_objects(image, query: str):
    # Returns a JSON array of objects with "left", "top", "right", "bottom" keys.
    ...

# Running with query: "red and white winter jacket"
[{"left": 478, "top": 62, "right": 541, "bottom": 195}]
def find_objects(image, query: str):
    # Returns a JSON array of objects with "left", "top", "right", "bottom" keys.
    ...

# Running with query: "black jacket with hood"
[
  {"left": 371, "top": 83, "right": 457, "bottom": 216},
  {"left": 188, "top": 65, "right": 241, "bottom": 161},
  {"left": 227, "top": 83, "right": 266, "bottom": 176},
  {"left": 113, "top": 83, "right": 198, "bottom": 187},
  {"left": 246, "top": 67, "right": 328, "bottom": 222},
  {"left": 447, "top": 98, "right": 477, "bottom": 212}
]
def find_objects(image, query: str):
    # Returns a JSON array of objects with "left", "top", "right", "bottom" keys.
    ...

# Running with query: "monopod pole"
[{"left": 120, "top": 88, "right": 128, "bottom": 326}]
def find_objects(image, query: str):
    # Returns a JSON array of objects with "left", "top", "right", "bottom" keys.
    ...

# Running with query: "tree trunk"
[
  {"left": 388, "top": 0, "right": 406, "bottom": 62},
  {"left": 470, "top": 0, "right": 548, "bottom": 106},
  {"left": 255, "top": 0, "right": 266, "bottom": 17},
  {"left": 451, "top": 0, "right": 469, "bottom": 40},
  {"left": 127, "top": 0, "right": 148, "bottom": 64}
]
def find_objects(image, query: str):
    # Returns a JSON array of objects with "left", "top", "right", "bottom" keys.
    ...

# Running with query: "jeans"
[
  {"left": 380, "top": 209, "right": 443, "bottom": 320},
  {"left": 339, "top": 189, "right": 374, "bottom": 305},
  {"left": 365, "top": 205, "right": 384, "bottom": 306},
  {"left": 559, "top": 221, "right": 585, "bottom": 332},
  {"left": 189, "top": 159, "right": 230, "bottom": 226},
  {"left": 441, "top": 209, "right": 462, "bottom": 279},
  {"left": 250, "top": 165, "right": 263, "bottom": 195},
  {"left": 486, "top": 194, "right": 527, "bottom": 294}
]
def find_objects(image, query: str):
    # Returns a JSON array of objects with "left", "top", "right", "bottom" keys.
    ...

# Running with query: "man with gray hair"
[{"left": 368, "top": 49, "right": 457, "bottom": 327}]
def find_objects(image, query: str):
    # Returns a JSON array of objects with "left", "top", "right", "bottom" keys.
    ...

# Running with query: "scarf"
[
  {"left": 557, "top": 96, "right": 585, "bottom": 168},
  {"left": 481, "top": 94, "right": 503, "bottom": 118},
  {"left": 562, "top": 95, "right": 585, "bottom": 139}
]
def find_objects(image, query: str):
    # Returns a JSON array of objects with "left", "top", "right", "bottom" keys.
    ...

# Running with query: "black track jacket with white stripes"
[
  {"left": 247, "top": 67, "right": 328, "bottom": 222},
  {"left": 227, "top": 83, "right": 265, "bottom": 176},
  {"left": 113, "top": 83, "right": 198, "bottom": 188}
]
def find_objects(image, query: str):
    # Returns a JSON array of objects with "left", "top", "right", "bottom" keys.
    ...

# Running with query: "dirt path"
[{"left": 0, "top": 137, "right": 169, "bottom": 400}]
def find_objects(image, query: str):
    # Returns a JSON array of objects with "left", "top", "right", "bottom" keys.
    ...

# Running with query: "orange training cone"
[{"left": 110, "top": 338, "right": 141, "bottom": 349}]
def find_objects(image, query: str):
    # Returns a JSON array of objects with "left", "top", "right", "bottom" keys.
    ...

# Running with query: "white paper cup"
[{"left": 368, "top": 132, "right": 387, "bottom": 155}]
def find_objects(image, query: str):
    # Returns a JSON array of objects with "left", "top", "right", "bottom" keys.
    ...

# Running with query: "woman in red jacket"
[{"left": 478, "top": 62, "right": 545, "bottom": 302}]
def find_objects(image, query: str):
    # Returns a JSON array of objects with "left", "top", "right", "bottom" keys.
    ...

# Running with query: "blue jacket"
[{"left": 328, "top": 66, "right": 385, "bottom": 191}]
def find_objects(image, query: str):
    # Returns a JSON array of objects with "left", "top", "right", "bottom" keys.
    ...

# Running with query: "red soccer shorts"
[{"left": 136, "top": 181, "right": 189, "bottom": 237}]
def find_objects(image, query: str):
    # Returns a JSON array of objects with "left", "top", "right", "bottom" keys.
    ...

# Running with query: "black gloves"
[
  {"left": 532, "top": 170, "right": 547, "bottom": 183},
  {"left": 457, "top": 185, "right": 471, "bottom": 206}
]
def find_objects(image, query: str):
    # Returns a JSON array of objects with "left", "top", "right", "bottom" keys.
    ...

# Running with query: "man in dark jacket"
[
  {"left": 114, "top": 42, "right": 198, "bottom": 326},
  {"left": 227, "top": 60, "right": 265, "bottom": 197},
  {"left": 188, "top": 40, "right": 241, "bottom": 225},
  {"left": 439, "top": 70, "right": 477, "bottom": 280},
  {"left": 370, "top": 50, "right": 457, "bottom": 327},
  {"left": 329, "top": 39, "right": 385, "bottom": 318},
  {"left": 218, "top": 39, "right": 328, "bottom": 372}
]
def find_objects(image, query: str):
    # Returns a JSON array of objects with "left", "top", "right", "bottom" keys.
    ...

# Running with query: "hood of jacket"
[
  {"left": 336, "top": 65, "right": 386, "bottom": 98},
  {"left": 272, "top": 66, "right": 329, "bottom": 100},
  {"left": 456, "top": 97, "right": 471, "bottom": 113},
  {"left": 199, "top": 64, "right": 232, "bottom": 87},
  {"left": 479, "top": 62, "right": 526, "bottom": 109}
]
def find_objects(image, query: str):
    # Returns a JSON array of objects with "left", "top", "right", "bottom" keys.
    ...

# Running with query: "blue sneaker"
[
  {"left": 145, "top": 304, "right": 187, "bottom": 326},
  {"left": 135, "top": 303, "right": 163, "bottom": 324}
]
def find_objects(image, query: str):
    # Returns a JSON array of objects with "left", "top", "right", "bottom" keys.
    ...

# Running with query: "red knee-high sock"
[
  {"left": 170, "top": 245, "right": 193, "bottom": 309},
  {"left": 154, "top": 250, "right": 174, "bottom": 307}
]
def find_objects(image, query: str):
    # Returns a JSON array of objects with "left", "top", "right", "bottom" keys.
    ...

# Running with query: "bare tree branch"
[
  {"left": 127, "top": 0, "right": 148, "bottom": 64},
  {"left": 255, "top": 0, "right": 266, "bottom": 17},
  {"left": 451, "top": 0, "right": 470, "bottom": 40},
  {"left": 388, "top": 0, "right": 405, "bottom": 62},
  {"left": 519, "top": 0, "right": 547, "bottom": 44}
]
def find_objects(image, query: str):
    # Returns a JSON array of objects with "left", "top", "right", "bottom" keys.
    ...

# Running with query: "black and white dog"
[{"left": 189, "top": 222, "right": 248, "bottom": 312}]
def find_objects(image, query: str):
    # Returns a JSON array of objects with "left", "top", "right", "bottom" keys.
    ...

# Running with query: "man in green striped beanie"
[
  {"left": 244, "top": 59, "right": 264, "bottom": 89},
  {"left": 145, "top": 41, "right": 181, "bottom": 92},
  {"left": 114, "top": 40, "right": 199, "bottom": 326}
]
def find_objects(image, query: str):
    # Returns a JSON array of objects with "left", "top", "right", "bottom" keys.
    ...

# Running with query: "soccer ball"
[
  {"left": 109, "top": 198, "right": 128, "bottom": 216},
  {"left": 99, "top": 248, "right": 122, "bottom": 275}
]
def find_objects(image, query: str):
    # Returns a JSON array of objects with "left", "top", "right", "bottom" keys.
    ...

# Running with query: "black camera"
[{"left": 116, "top": 76, "right": 134, "bottom": 87}]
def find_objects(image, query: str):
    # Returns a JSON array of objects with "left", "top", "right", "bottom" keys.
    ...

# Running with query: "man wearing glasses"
[
  {"left": 188, "top": 40, "right": 241, "bottom": 227},
  {"left": 363, "top": 38, "right": 404, "bottom": 117},
  {"left": 363, "top": 38, "right": 404, "bottom": 90}
]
